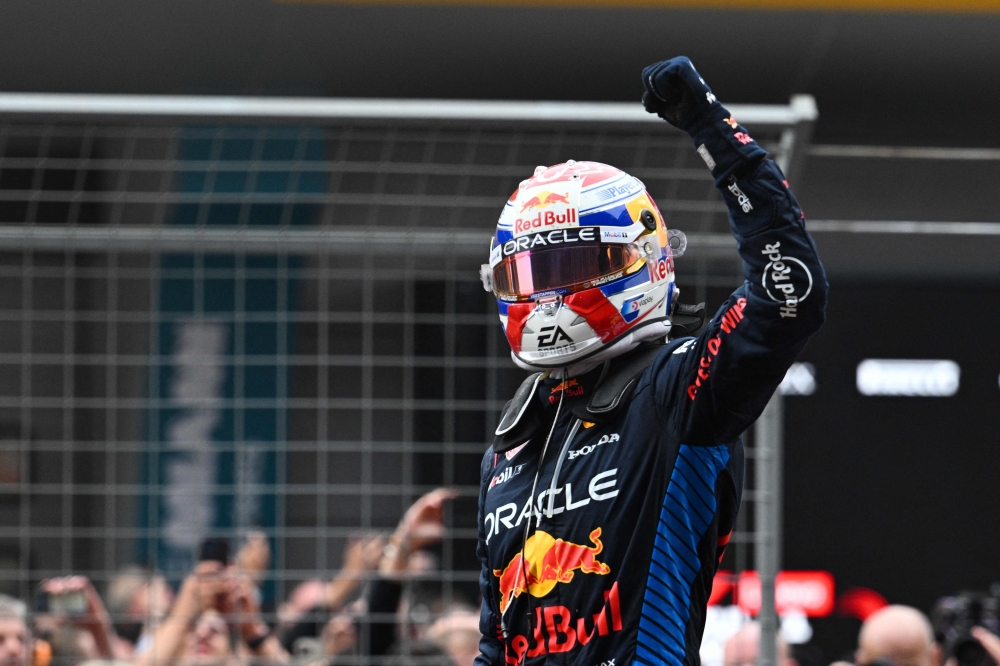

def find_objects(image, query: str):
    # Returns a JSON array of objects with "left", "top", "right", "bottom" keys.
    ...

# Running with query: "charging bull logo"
[
  {"left": 494, "top": 528, "right": 610, "bottom": 613},
  {"left": 520, "top": 190, "right": 572, "bottom": 213}
]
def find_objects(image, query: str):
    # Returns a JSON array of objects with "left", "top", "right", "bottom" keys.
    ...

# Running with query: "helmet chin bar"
[
  {"left": 512, "top": 317, "right": 674, "bottom": 375},
  {"left": 516, "top": 295, "right": 600, "bottom": 367}
]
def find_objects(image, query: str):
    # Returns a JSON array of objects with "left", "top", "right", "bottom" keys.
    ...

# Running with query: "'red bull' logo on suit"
[{"left": 493, "top": 527, "right": 622, "bottom": 663}]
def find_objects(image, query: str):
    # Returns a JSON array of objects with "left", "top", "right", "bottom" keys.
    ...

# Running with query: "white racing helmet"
[{"left": 481, "top": 161, "right": 685, "bottom": 369}]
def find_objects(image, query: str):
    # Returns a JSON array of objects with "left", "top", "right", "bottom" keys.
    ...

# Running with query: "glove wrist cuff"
[{"left": 680, "top": 103, "right": 769, "bottom": 185}]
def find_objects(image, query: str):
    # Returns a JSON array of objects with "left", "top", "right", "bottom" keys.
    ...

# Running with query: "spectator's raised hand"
[
  {"left": 230, "top": 572, "right": 289, "bottom": 662},
  {"left": 235, "top": 531, "right": 271, "bottom": 583},
  {"left": 40, "top": 576, "right": 104, "bottom": 621},
  {"left": 173, "top": 561, "right": 229, "bottom": 622},
  {"left": 395, "top": 488, "right": 458, "bottom": 552},
  {"left": 135, "top": 562, "right": 229, "bottom": 666},
  {"left": 230, "top": 574, "right": 267, "bottom": 646},
  {"left": 343, "top": 535, "right": 386, "bottom": 577},
  {"left": 380, "top": 488, "right": 458, "bottom": 577},
  {"left": 39, "top": 576, "right": 123, "bottom": 659},
  {"left": 321, "top": 536, "right": 386, "bottom": 613},
  {"left": 278, "top": 580, "right": 326, "bottom": 627},
  {"left": 972, "top": 627, "right": 1000, "bottom": 666},
  {"left": 361, "top": 535, "right": 386, "bottom": 571}
]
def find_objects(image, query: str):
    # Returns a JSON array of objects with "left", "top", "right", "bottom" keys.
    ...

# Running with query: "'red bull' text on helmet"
[{"left": 481, "top": 161, "right": 681, "bottom": 369}]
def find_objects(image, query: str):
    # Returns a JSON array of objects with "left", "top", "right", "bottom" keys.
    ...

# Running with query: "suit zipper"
[{"left": 544, "top": 417, "right": 582, "bottom": 519}]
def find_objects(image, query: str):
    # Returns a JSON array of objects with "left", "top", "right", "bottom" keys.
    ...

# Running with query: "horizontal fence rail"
[
  {"left": 0, "top": 223, "right": 740, "bottom": 256},
  {"left": 0, "top": 93, "right": 819, "bottom": 125}
]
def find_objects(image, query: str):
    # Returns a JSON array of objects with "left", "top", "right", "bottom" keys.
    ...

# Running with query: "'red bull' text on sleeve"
[{"left": 655, "top": 100, "right": 828, "bottom": 446}]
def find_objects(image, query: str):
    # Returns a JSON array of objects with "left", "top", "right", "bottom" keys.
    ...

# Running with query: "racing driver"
[{"left": 475, "top": 57, "right": 827, "bottom": 666}]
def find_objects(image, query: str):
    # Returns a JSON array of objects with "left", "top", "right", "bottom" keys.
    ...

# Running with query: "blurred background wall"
[{"left": 3, "top": 0, "right": 1000, "bottom": 146}]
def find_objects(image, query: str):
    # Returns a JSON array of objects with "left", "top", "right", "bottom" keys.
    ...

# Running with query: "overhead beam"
[{"left": 275, "top": 0, "right": 1000, "bottom": 13}]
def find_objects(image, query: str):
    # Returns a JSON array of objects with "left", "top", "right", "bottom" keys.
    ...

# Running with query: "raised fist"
[{"left": 642, "top": 56, "right": 719, "bottom": 128}]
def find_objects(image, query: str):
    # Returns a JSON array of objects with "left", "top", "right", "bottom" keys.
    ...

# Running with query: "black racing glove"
[
  {"left": 641, "top": 56, "right": 718, "bottom": 129},
  {"left": 642, "top": 56, "right": 768, "bottom": 185}
]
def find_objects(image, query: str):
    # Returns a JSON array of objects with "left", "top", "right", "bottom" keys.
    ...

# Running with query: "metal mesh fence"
[{"left": 0, "top": 98, "right": 813, "bottom": 657}]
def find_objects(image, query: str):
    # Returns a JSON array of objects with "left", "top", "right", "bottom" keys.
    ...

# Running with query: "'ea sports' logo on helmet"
[{"left": 537, "top": 325, "right": 573, "bottom": 348}]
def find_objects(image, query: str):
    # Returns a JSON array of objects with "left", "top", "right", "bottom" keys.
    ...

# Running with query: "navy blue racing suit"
[{"left": 475, "top": 99, "right": 828, "bottom": 666}]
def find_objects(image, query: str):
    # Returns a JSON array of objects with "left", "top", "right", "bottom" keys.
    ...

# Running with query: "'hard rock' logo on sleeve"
[{"left": 761, "top": 242, "right": 813, "bottom": 318}]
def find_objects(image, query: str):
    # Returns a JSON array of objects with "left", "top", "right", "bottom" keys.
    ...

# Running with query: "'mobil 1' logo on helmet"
[{"left": 512, "top": 182, "right": 581, "bottom": 237}]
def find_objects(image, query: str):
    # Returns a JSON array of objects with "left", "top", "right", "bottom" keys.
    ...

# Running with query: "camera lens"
[{"left": 953, "top": 637, "right": 988, "bottom": 666}]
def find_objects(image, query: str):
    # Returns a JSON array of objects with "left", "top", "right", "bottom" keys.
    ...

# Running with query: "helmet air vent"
[{"left": 640, "top": 209, "right": 657, "bottom": 231}]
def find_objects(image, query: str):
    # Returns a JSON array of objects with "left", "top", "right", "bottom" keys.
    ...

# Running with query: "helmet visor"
[{"left": 493, "top": 242, "right": 644, "bottom": 300}]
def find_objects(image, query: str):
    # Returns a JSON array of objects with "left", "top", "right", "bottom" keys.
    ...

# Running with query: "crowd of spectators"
[
  {"left": 720, "top": 606, "right": 1000, "bottom": 666},
  {"left": 4, "top": 485, "right": 1000, "bottom": 666},
  {"left": 0, "top": 488, "right": 475, "bottom": 666}
]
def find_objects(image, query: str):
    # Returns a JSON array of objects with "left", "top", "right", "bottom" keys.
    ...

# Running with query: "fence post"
[{"left": 755, "top": 392, "right": 784, "bottom": 666}]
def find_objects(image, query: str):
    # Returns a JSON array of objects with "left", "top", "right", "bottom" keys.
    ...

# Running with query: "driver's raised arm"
[{"left": 641, "top": 57, "right": 828, "bottom": 445}]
